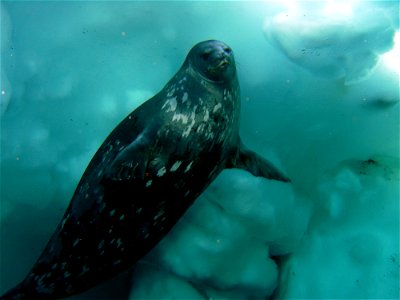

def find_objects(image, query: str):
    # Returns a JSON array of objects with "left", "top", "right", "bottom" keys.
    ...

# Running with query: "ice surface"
[{"left": 0, "top": 1, "right": 399, "bottom": 299}]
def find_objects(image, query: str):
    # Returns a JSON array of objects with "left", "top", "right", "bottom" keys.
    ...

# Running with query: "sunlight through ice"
[{"left": 382, "top": 31, "right": 400, "bottom": 75}]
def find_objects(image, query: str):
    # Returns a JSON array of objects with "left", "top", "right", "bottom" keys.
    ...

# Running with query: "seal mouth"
[
  {"left": 208, "top": 58, "right": 230, "bottom": 74},
  {"left": 217, "top": 58, "right": 230, "bottom": 68}
]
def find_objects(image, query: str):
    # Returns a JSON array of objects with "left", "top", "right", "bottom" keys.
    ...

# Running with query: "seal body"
[{"left": 1, "top": 40, "right": 290, "bottom": 299}]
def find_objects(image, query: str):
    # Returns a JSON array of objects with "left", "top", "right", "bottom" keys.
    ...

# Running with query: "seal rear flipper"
[{"left": 227, "top": 142, "right": 291, "bottom": 183}]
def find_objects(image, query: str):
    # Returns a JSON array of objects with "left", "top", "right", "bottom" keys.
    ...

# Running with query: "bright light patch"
[
  {"left": 381, "top": 31, "right": 400, "bottom": 74},
  {"left": 322, "top": 0, "right": 357, "bottom": 18},
  {"left": 273, "top": 0, "right": 357, "bottom": 18},
  {"left": 278, "top": 0, "right": 300, "bottom": 13}
]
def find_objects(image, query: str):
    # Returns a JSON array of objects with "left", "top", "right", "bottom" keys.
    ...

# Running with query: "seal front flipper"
[
  {"left": 105, "top": 130, "right": 151, "bottom": 181},
  {"left": 227, "top": 141, "right": 291, "bottom": 182}
]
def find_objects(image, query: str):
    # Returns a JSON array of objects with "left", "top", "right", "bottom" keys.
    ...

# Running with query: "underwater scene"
[{"left": 0, "top": 1, "right": 399, "bottom": 299}]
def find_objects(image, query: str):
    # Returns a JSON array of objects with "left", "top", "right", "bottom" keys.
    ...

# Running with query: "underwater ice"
[
  {"left": 265, "top": 1, "right": 396, "bottom": 84},
  {"left": 1, "top": 1, "right": 399, "bottom": 299}
]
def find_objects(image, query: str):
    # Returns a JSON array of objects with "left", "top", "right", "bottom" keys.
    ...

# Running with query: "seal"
[{"left": 0, "top": 40, "right": 290, "bottom": 300}]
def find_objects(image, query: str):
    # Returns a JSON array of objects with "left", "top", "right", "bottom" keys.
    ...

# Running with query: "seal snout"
[
  {"left": 206, "top": 43, "right": 235, "bottom": 74},
  {"left": 216, "top": 45, "right": 232, "bottom": 63},
  {"left": 216, "top": 47, "right": 232, "bottom": 67},
  {"left": 207, "top": 47, "right": 234, "bottom": 79}
]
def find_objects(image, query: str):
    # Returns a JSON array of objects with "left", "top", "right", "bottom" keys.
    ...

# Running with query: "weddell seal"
[{"left": 1, "top": 40, "right": 290, "bottom": 299}]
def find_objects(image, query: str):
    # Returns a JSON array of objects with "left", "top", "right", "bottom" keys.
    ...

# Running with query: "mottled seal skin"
[{"left": 1, "top": 40, "right": 290, "bottom": 300}]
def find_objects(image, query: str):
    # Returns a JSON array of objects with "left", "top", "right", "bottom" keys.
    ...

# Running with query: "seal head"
[{"left": 186, "top": 40, "right": 236, "bottom": 83}]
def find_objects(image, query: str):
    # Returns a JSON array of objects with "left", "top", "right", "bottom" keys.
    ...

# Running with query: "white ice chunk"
[{"left": 264, "top": 3, "right": 396, "bottom": 84}]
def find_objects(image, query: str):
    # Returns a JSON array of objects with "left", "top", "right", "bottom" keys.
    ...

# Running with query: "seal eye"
[
  {"left": 201, "top": 51, "right": 211, "bottom": 61},
  {"left": 223, "top": 47, "right": 231, "bottom": 54}
]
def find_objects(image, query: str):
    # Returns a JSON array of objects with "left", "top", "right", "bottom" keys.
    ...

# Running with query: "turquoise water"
[{"left": 1, "top": 1, "right": 399, "bottom": 299}]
